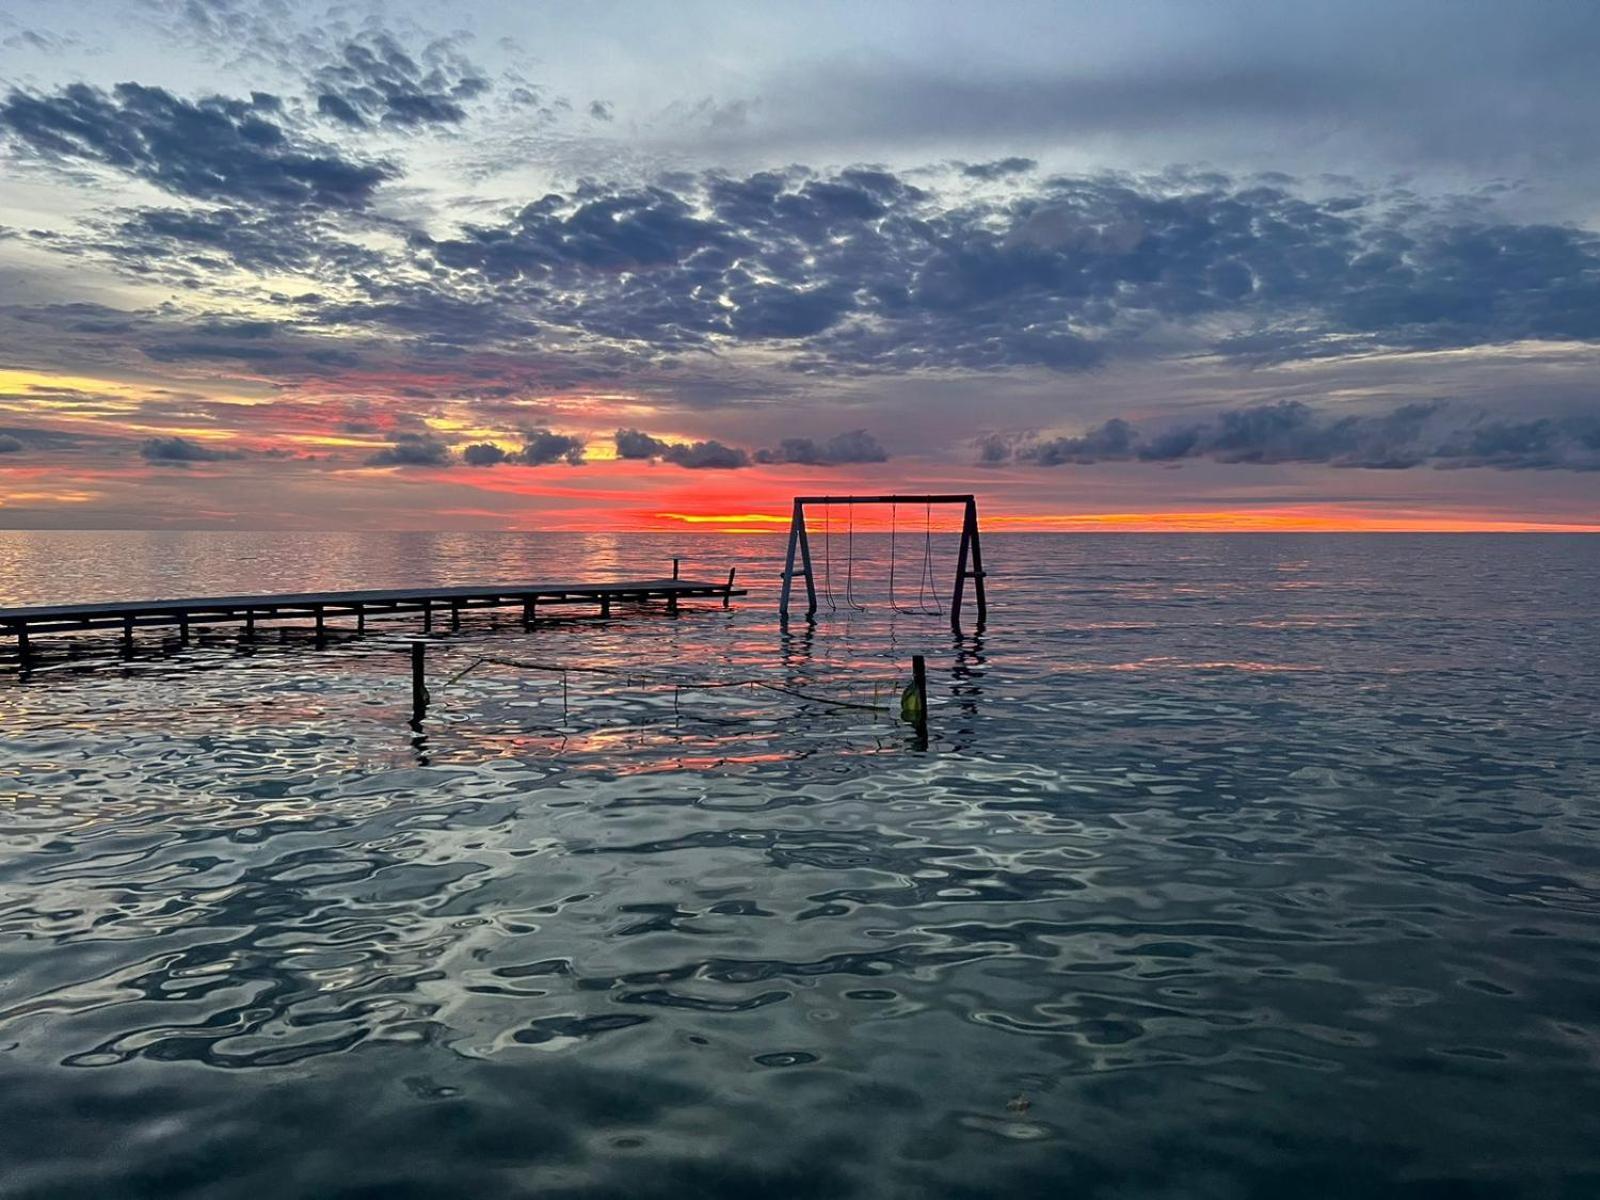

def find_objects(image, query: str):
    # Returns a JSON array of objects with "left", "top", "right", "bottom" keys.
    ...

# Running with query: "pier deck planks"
[{"left": 0, "top": 576, "right": 745, "bottom": 645}]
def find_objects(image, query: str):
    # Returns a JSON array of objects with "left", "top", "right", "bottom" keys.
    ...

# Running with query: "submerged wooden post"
[
  {"left": 410, "top": 640, "right": 428, "bottom": 722},
  {"left": 450, "top": 600, "right": 461, "bottom": 632},
  {"left": 910, "top": 653, "right": 929, "bottom": 749},
  {"left": 422, "top": 600, "right": 433, "bottom": 633},
  {"left": 724, "top": 567, "right": 737, "bottom": 608},
  {"left": 15, "top": 624, "right": 29, "bottom": 670},
  {"left": 314, "top": 605, "right": 326, "bottom": 647},
  {"left": 600, "top": 595, "right": 611, "bottom": 618},
  {"left": 244, "top": 609, "right": 255, "bottom": 640},
  {"left": 672, "top": 557, "right": 680, "bottom": 580},
  {"left": 122, "top": 615, "right": 134, "bottom": 658},
  {"left": 522, "top": 597, "right": 534, "bottom": 629},
  {"left": 666, "top": 590, "right": 678, "bottom": 615},
  {"left": 356, "top": 603, "right": 366, "bottom": 635},
  {"left": 178, "top": 612, "right": 190, "bottom": 646}
]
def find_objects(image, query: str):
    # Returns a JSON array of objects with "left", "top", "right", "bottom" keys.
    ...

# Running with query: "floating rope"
[{"left": 457, "top": 652, "right": 898, "bottom": 713}]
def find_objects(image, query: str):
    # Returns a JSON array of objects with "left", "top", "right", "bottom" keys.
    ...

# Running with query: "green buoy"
[{"left": 900, "top": 680, "right": 925, "bottom": 723}]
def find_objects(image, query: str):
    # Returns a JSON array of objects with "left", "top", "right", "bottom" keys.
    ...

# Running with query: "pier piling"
[{"left": 410, "top": 641, "right": 428, "bottom": 722}]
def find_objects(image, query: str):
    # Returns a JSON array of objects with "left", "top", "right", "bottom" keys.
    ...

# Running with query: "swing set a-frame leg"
[
  {"left": 779, "top": 500, "right": 818, "bottom": 620},
  {"left": 950, "top": 497, "right": 987, "bottom": 630}
]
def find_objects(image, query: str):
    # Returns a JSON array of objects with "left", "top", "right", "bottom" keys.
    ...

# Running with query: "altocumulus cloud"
[
  {"left": 11, "top": 123, "right": 1600, "bottom": 382},
  {"left": 311, "top": 33, "right": 489, "bottom": 131},
  {"left": 0, "top": 82, "right": 392, "bottom": 209},
  {"left": 361, "top": 168, "right": 1600, "bottom": 374},
  {"left": 984, "top": 402, "right": 1600, "bottom": 472}
]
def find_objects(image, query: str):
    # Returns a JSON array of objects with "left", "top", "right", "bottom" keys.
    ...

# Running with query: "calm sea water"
[{"left": 1, "top": 532, "right": 1598, "bottom": 1199}]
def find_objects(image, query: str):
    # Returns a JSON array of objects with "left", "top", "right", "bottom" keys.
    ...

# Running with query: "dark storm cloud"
[
  {"left": 0, "top": 82, "right": 393, "bottom": 209},
  {"left": 974, "top": 432, "right": 1012, "bottom": 465},
  {"left": 1016, "top": 418, "right": 1139, "bottom": 466},
  {"left": 515, "top": 428, "right": 586, "bottom": 465},
  {"left": 367, "top": 429, "right": 584, "bottom": 469},
  {"left": 662, "top": 438, "right": 748, "bottom": 469},
  {"left": 614, "top": 428, "right": 670, "bottom": 459},
  {"left": 461, "top": 442, "right": 507, "bottom": 466},
  {"left": 139, "top": 435, "right": 245, "bottom": 463},
  {"left": 986, "top": 401, "right": 1600, "bottom": 472},
  {"left": 754, "top": 430, "right": 889, "bottom": 465},
  {"left": 0, "top": 434, "right": 23, "bottom": 453},
  {"left": 612, "top": 428, "right": 749, "bottom": 468},
  {"left": 365, "top": 433, "right": 452, "bottom": 467},
  {"left": 614, "top": 427, "right": 888, "bottom": 468},
  {"left": 311, "top": 33, "right": 489, "bottom": 131}
]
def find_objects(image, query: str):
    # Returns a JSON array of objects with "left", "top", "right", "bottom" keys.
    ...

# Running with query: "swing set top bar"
[{"left": 792, "top": 494, "right": 975, "bottom": 505}]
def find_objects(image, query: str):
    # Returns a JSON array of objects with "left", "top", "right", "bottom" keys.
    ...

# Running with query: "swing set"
[{"left": 779, "top": 494, "right": 987, "bottom": 629}]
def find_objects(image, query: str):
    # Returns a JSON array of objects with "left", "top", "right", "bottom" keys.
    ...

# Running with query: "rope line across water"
[{"left": 440, "top": 652, "right": 900, "bottom": 713}]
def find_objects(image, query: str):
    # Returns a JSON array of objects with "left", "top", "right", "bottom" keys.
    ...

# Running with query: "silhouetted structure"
[
  {"left": 1, "top": 573, "right": 743, "bottom": 669},
  {"left": 779, "top": 494, "right": 986, "bottom": 628}
]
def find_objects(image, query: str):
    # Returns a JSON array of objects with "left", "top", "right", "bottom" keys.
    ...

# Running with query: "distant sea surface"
[{"left": 2, "top": 532, "right": 1598, "bottom": 1199}]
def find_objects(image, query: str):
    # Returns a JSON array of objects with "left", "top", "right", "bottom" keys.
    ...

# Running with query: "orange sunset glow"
[{"left": 0, "top": 2, "right": 1594, "bottom": 534}]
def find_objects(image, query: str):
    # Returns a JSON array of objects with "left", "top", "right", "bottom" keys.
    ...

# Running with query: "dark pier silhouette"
[{"left": 1, "top": 570, "right": 743, "bottom": 669}]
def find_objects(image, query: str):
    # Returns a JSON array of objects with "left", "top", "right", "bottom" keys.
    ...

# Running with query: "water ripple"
[{"left": 1, "top": 532, "right": 1599, "bottom": 1197}]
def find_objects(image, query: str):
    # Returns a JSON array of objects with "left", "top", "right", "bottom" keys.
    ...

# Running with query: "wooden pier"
[{"left": 0, "top": 570, "right": 742, "bottom": 667}]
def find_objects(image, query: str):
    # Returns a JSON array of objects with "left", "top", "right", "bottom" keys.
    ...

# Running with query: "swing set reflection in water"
[{"left": 778, "top": 494, "right": 988, "bottom": 629}]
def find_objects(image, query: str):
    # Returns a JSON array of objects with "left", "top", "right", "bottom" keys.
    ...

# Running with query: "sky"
[{"left": 0, "top": 0, "right": 1597, "bottom": 532}]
